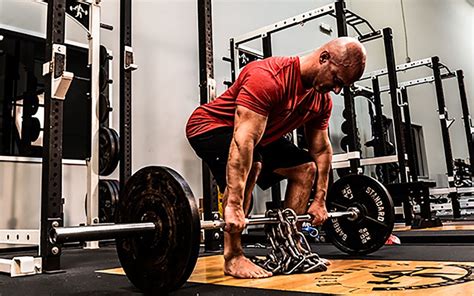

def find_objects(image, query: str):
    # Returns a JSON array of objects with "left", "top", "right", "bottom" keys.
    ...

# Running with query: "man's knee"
[
  {"left": 298, "top": 161, "right": 317, "bottom": 181},
  {"left": 275, "top": 161, "right": 317, "bottom": 182}
]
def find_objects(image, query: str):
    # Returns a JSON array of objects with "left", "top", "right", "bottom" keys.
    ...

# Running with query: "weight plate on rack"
[
  {"left": 84, "top": 179, "right": 120, "bottom": 223},
  {"left": 99, "top": 93, "right": 112, "bottom": 124},
  {"left": 99, "top": 179, "right": 119, "bottom": 223},
  {"left": 99, "top": 66, "right": 109, "bottom": 93},
  {"left": 29, "top": 117, "right": 41, "bottom": 142},
  {"left": 99, "top": 126, "right": 120, "bottom": 176},
  {"left": 323, "top": 174, "right": 394, "bottom": 255},
  {"left": 340, "top": 121, "right": 351, "bottom": 135},
  {"left": 116, "top": 166, "right": 201, "bottom": 294}
]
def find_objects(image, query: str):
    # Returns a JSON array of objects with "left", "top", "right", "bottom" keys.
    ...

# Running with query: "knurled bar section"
[{"left": 41, "top": 0, "right": 66, "bottom": 271}]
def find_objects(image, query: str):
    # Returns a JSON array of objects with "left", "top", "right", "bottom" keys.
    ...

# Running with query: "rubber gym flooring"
[{"left": 0, "top": 234, "right": 473, "bottom": 296}]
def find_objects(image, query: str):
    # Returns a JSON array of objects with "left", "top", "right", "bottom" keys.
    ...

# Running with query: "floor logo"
[{"left": 315, "top": 262, "right": 474, "bottom": 292}]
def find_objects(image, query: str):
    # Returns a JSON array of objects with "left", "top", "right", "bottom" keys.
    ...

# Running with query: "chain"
[{"left": 252, "top": 208, "right": 329, "bottom": 275}]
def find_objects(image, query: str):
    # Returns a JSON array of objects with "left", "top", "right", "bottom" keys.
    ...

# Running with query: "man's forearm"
[
  {"left": 311, "top": 148, "right": 332, "bottom": 204},
  {"left": 226, "top": 139, "right": 254, "bottom": 206}
]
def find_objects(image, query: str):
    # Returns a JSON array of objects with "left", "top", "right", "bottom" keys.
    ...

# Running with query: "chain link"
[{"left": 252, "top": 208, "right": 329, "bottom": 275}]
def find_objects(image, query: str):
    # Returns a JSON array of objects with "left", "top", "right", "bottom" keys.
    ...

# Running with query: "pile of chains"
[{"left": 251, "top": 208, "right": 330, "bottom": 275}]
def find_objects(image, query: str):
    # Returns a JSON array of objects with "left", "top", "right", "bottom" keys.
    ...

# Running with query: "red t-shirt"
[{"left": 186, "top": 56, "right": 332, "bottom": 146}]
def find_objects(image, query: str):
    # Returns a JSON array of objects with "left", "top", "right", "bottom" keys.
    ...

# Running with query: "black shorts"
[{"left": 188, "top": 127, "right": 314, "bottom": 192}]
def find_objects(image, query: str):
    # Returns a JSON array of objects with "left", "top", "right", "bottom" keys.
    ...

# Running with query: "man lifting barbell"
[
  {"left": 49, "top": 37, "right": 390, "bottom": 294},
  {"left": 52, "top": 166, "right": 395, "bottom": 293},
  {"left": 186, "top": 37, "right": 367, "bottom": 279}
]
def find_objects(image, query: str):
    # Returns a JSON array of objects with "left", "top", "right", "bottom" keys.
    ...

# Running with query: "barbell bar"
[{"left": 52, "top": 208, "right": 360, "bottom": 243}]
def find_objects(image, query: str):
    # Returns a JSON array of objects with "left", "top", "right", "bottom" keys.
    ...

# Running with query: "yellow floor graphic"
[{"left": 97, "top": 256, "right": 474, "bottom": 295}]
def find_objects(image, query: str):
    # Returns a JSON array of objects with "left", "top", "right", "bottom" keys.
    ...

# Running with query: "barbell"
[
  {"left": 51, "top": 166, "right": 395, "bottom": 293},
  {"left": 53, "top": 208, "right": 360, "bottom": 242}
]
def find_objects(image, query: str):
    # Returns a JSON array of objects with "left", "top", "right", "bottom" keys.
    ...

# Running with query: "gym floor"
[{"left": 0, "top": 225, "right": 473, "bottom": 296}]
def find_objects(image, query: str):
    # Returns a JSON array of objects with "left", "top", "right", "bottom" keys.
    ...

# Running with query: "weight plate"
[
  {"left": 340, "top": 121, "right": 351, "bottom": 135},
  {"left": 99, "top": 93, "right": 112, "bottom": 124},
  {"left": 116, "top": 166, "right": 201, "bottom": 294},
  {"left": 339, "top": 136, "right": 350, "bottom": 152},
  {"left": 29, "top": 117, "right": 41, "bottom": 142},
  {"left": 342, "top": 108, "right": 351, "bottom": 120},
  {"left": 375, "top": 163, "right": 399, "bottom": 184},
  {"left": 99, "top": 126, "right": 120, "bottom": 176},
  {"left": 100, "top": 45, "right": 109, "bottom": 65},
  {"left": 323, "top": 174, "right": 394, "bottom": 255},
  {"left": 99, "top": 179, "right": 119, "bottom": 223},
  {"left": 25, "top": 93, "right": 40, "bottom": 115},
  {"left": 84, "top": 179, "right": 120, "bottom": 223}
]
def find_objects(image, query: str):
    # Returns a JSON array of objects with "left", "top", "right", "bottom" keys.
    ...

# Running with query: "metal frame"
[
  {"left": 399, "top": 87, "right": 418, "bottom": 182},
  {"left": 232, "top": 3, "right": 335, "bottom": 46},
  {"left": 432, "top": 57, "right": 455, "bottom": 185},
  {"left": 0, "top": 0, "right": 135, "bottom": 276},
  {"left": 455, "top": 70, "right": 474, "bottom": 174},
  {"left": 379, "top": 72, "right": 456, "bottom": 93},
  {"left": 230, "top": 0, "right": 381, "bottom": 79},
  {"left": 335, "top": 0, "right": 361, "bottom": 174},
  {"left": 84, "top": 0, "right": 101, "bottom": 250},
  {"left": 40, "top": 0, "right": 69, "bottom": 272},
  {"left": 376, "top": 57, "right": 459, "bottom": 186},
  {"left": 0, "top": 257, "right": 42, "bottom": 277},
  {"left": 368, "top": 56, "right": 473, "bottom": 221},
  {"left": 197, "top": 0, "right": 221, "bottom": 251},
  {"left": 360, "top": 57, "right": 432, "bottom": 81},
  {"left": 370, "top": 77, "right": 391, "bottom": 180},
  {"left": 381, "top": 28, "right": 406, "bottom": 183},
  {"left": 0, "top": 155, "right": 85, "bottom": 165},
  {"left": 332, "top": 153, "right": 401, "bottom": 169},
  {"left": 0, "top": 6, "right": 92, "bottom": 276},
  {"left": 120, "top": 0, "right": 134, "bottom": 192},
  {"left": 364, "top": 56, "right": 463, "bottom": 185},
  {"left": 0, "top": 230, "right": 40, "bottom": 245}
]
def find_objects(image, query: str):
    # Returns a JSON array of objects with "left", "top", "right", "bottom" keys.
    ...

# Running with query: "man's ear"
[{"left": 319, "top": 50, "right": 330, "bottom": 64}]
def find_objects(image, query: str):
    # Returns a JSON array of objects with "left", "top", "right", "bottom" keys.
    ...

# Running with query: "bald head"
[
  {"left": 300, "top": 37, "right": 367, "bottom": 94},
  {"left": 323, "top": 37, "right": 367, "bottom": 81}
]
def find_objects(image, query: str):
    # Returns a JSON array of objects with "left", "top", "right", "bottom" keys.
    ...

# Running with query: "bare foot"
[
  {"left": 224, "top": 255, "right": 273, "bottom": 278},
  {"left": 320, "top": 257, "right": 332, "bottom": 266}
]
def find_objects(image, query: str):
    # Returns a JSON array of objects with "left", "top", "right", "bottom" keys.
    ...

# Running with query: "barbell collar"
[
  {"left": 52, "top": 222, "right": 156, "bottom": 243},
  {"left": 328, "top": 209, "right": 359, "bottom": 219}
]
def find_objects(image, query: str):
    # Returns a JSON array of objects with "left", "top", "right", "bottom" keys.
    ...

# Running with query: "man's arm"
[
  {"left": 225, "top": 105, "right": 267, "bottom": 232},
  {"left": 304, "top": 123, "right": 333, "bottom": 225}
]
